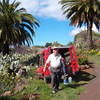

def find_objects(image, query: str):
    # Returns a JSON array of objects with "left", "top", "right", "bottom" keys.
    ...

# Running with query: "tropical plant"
[
  {"left": 52, "top": 41, "right": 64, "bottom": 46},
  {"left": 97, "top": 51, "right": 100, "bottom": 56},
  {"left": 88, "top": 49, "right": 98, "bottom": 55},
  {"left": 0, "top": 72, "right": 16, "bottom": 94},
  {"left": 76, "top": 48, "right": 89, "bottom": 65},
  {"left": 60, "top": 0, "right": 100, "bottom": 49},
  {"left": 67, "top": 42, "right": 74, "bottom": 46},
  {"left": 0, "top": 0, "right": 39, "bottom": 54},
  {"left": 45, "top": 42, "right": 52, "bottom": 47},
  {"left": 0, "top": 53, "right": 20, "bottom": 75},
  {"left": 78, "top": 56, "right": 88, "bottom": 65}
]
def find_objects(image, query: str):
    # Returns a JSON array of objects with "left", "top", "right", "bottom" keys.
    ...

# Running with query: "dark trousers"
[{"left": 50, "top": 67, "right": 60, "bottom": 91}]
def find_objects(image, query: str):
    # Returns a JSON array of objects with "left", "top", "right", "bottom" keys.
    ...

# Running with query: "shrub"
[
  {"left": 97, "top": 51, "right": 100, "bottom": 56},
  {"left": 0, "top": 73, "right": 16, "bottom": 94},
  {"left": 78, "top": 56, "right": 88, "bottom": 65},
  {"left": 20, "top": 54, "right": 38, "bottom": 66},
  {"left": 76, "top": 49, "right": 88, "bottom": 65},
  {"left": 0, "top": 52, "right": 38, "bottom": 95},
  {"left": 0, "top": 53, "right": 35, "bottom": 75},
  {"left": 88, "top": 49, "right": 98, "bottom": 56},
  {"left": 0, "top": 53, "right": 20, "bottom": 75}
]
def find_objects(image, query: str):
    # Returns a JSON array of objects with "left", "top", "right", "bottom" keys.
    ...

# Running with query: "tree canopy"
[
  {"left": 0, "top": 0, "right": 39, "bottom": 54},
  {"left": 60, "top": 0, "right": 100, "bottom": 49}
]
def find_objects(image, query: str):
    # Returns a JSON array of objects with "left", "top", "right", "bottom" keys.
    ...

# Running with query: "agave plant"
[{"left": 0, "top": 53, "right": 20, "bottom": 75}]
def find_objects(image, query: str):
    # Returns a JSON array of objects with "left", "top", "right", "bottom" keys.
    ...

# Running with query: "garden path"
[{"left": 79, "top": 64, "right": 100, "bottom": 100}]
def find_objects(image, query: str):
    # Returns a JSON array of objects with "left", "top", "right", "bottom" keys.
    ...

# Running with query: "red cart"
[{"left": 36, "top": 45, "right": 79, "bottom": 82}]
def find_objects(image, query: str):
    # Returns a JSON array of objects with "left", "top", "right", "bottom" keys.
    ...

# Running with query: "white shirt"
[{"left": 46, "top": 53, "right": 62, "bottom": 68}]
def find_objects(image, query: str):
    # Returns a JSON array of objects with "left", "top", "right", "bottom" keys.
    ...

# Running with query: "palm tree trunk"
[
  {"left": 2, "top": 42, "right": 9, "bottom": 55},
  {"left": 87, "top": 20, "right": 93, "bottom": 50}
]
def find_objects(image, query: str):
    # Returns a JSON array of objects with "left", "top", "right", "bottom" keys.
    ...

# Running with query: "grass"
[
  {"left": 88, "top": 55, "right": 100, "bottom": 65},
  {"left": 0, "top": 96, "right": 17, "bottom": 100},
  {"left": 0, "top": 67, "right": 95, "bottom": 100},
  {"left": 12, "top": 79, "right": 85, "bottom": 100},
  {"left": 50, "top": 83, "right": 85, "bottom": 100},
  {"left": 13, "top": 79, "right": 51, "bottom": 100}
]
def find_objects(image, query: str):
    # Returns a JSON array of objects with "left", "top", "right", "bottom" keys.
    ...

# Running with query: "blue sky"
[
  {"left": 33, "top": 17, "right": 74, "bottom": 46},
  {"left": 17, "top": 0, "right": 99, "bottom": 46}
]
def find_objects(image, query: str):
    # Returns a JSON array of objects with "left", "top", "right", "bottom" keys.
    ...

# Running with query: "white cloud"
[
  {"left": 17, "top": 0, "right": 40, "bottom": 13},
  {"left": 70, "top": 25, "right": 100, "bottom": 36},
  {"left": 92, "top": 24, "right": 100, "bottom": 33},
  {"left": 70, "top": 26, "right": 87, "bottom": 36},
  {"left": 17, "top": 0, "right": 66, "bottom": 21}
]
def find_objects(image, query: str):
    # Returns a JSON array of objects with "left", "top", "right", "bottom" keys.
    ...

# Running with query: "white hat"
[{"left": 52, "top": 46, "right": 59, "bottom": 50}]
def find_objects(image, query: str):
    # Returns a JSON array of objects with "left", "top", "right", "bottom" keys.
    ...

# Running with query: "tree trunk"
[
  {"left": 87, "top": 21, "right": 93, "bottom": 50},
  {"left": 2, "top": 42, "right": 9, "bottom": 55}
]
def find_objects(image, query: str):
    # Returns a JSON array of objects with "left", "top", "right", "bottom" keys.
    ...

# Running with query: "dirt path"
[{"left": 79, "top": 64, "right": 100, "bottom": 100}]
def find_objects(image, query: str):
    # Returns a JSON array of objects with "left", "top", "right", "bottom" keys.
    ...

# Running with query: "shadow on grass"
[
  {"left": 64, "top": 83, "right": 87, "bottom": 89},
  {"left": 73, "top": 71, "right": 96, "bottom": 82},
  {"left": 0, "top": 96, "right": 17, "bottom": 100},
  {"left": 87, "top": 62, "right": 95, "bottom": 68},
  {"left": 63, "top": 70, "right": 96, "bottom": 89}
]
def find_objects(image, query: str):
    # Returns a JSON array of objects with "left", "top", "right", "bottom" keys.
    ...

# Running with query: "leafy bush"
[
  {"left": 0, "top": 53, "right": 32, "bottom": 94},
  {"left": 97, "top": 51, "right": 100, "bottom": 56},
  {"left": 0, "top": 53, "right": 35, "bottom": 75},
  {"left": 78, "top": 56, "right": 88, "bottom": 65},
  {"left": 0, "top": 53, "right": 20, "bottom": 75},
  {"left": 21, "top": 54, "right": 38, "bottom": 66},
  {"left": 0, "top": 53, "right": 27, "bottom": 74},
  {"left": 77, "top": 49, "right": 88, "bottom": 65},
  {"left": 76, "top": 48, "right": 99, "bottom": 65},
  {"left": 88, "top": 49, "right": 98, "bottom": 55},
  {"left": 0, "top": 54, "right": 20, "bottom": 94},
  {"left": 0, "top": 73, "right": 16, "bottom": 94}
]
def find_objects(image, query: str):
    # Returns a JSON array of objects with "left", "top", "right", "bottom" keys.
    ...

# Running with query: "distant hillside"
[
  {"left": 11, "top": 45, "right": 32, "bottom": 54},
  {"left": 74, "top": 30, "right": 100, "bottom": 48},
  {"left": 45, "top": 41, "right": 64, "bottom": 47},
  {"left": 11, "top": 42, "right": 64, "bottom": 55},
  {"left": 11, "top": 45, "right": 44, "bottom": 55}
]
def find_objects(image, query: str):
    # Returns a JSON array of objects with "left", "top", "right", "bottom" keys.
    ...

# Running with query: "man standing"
[{"left": 44, "top": 47, "right": 62, "bottom": 94}]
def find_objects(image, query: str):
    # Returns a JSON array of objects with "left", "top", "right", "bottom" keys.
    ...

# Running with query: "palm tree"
[
  {"left": 60, "top": 0, "right": 100, "bottom": 49},
  {"left": 0, "top": 0, "right": 39, "bottom": 54}
]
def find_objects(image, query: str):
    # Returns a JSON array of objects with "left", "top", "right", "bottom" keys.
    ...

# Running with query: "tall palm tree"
[
  {"left": 60, "top": 0, "right": 100, "bottom": 49},
  {"left": 0, "top": 0, "right": 39, "bottom": 54}
]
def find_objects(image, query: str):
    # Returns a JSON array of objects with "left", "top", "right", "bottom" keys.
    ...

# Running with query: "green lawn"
[
  {"left": 0, "top": 67, "right": 95, "bottom": 100},
  {"left": 12, "top": 79, "right": 85, "bottom": 100},
  {"left": 88, "top": 55, "right": 100, "bottom": 65}
]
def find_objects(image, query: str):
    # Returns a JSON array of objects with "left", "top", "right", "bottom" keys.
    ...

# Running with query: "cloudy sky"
[{"left": 17, "top": 0, "right": 99, "bottom": 46}]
